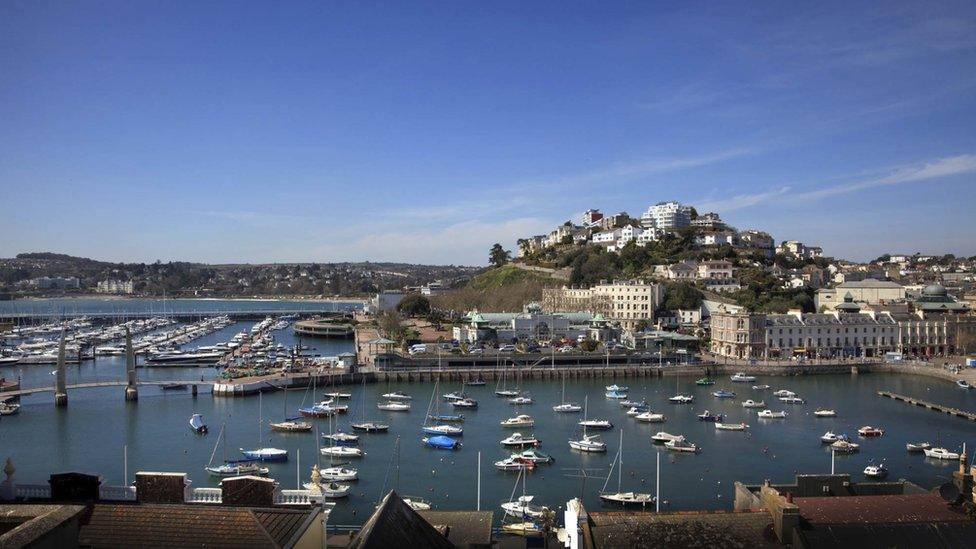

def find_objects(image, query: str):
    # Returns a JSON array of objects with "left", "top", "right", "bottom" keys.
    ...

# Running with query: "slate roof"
[
  {"left": 77, "top": 504, "right": 318, "bottom": 548},
  {"left": 792, "top": 493, "right": 966, "bottom": 524},
  {"left": 348, "top": 491, "right": 453, "bottom": 549},
  {"left": 586, "top": 510, "right": 778, "bottom": 548},
  {"left": 417, "top": 510, "right": 494, "bottom": 547},
  {"left": 796, "top": 522, "right": 976, "bottom": 548}
]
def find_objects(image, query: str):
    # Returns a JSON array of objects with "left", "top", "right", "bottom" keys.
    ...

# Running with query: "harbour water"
[
  {"left": 0, "top": 297, "right": 361, "bottom": 318},
  {"left": 3, "top": 319, "right": 974, "bottom": 526}
]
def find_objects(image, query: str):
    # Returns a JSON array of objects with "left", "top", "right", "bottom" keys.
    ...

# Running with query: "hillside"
[{"left": 431, "top": 265, "right": 562, "bottom": 313}]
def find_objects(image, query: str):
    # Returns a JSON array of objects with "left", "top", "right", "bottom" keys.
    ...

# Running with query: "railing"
[
  {"left": 15, "top": 484, "right": 51, "bottom": 499},
  {"left": 99, "top": 485, "right": 137, "bottom": 501},
  {"left": 186, "top": 487, "right": 222, "bottom": 504},
  {"left": 276, "top": 489, "right": 317, "bottom": 505}
]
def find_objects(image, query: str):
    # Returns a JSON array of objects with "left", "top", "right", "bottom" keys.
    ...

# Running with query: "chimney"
[
  {"left": 49, "top": 472, "right": 101, "bottom": 502},
  {"left": 136, "top": 472, "right": 188, "bottom": 504},
  {"left": 220, "top": 476, "right": 276, "bottom": 506}
]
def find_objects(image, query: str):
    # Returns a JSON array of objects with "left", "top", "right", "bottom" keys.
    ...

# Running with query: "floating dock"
[{"left": 877, "top": 390, "right": 976, "bottom": 422}]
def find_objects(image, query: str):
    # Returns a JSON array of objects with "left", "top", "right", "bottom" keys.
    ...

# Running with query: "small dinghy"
[
  {"left": 814, "top": 409, "right": 837, "bottom": 417},
  {"left": 423, "top": 435, "right": 462, "bottom": 450},
  {"left": 0, "top": 403, "right": 21, "bottom": 416},
  {"left": 730, "top": 373, "right": 756, "bottom": 382},
  {"left": 715, "top": 422, "right": 748, "bottom": 431},
  {"left": 322, "top": 431, "right": 359, "bottom": 445},
  {"left": 695, "top": 378, "right": 715, "bottom": 386},
  {"left": 494, "top": 456, "right": 536, "bottom": 470},
  {"left": 906, "top": 442, "right": 931, "bottom": 453},
  {"left": 863, "top": 462, "right": 888, "bottom": 478},
  {"left": 830, "top": 440, "right": 860, "bottom": 453},
  {"left": 712, "top": 390, "right": 735, "bottom": 398},
  {"left": 452, "top": 398, "right": 478, "bottom": 408},
  {"left": 742, "top": 399, "right": 766, "bottom": 408},
  {"left": 957, "top": 380, "right": 971, "bottom": 389},
  {"left": 189, "top": 414, "right": 208, "bottom": 434}
]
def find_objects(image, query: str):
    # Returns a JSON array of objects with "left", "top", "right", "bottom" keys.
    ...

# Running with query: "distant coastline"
[{"left": 10, "top": 294, "right": 368, "bottom": 304}]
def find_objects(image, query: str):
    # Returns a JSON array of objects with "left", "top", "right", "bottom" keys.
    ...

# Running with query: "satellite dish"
[{"left": 938, "top": 482, "right": 960, "bottom": 503}]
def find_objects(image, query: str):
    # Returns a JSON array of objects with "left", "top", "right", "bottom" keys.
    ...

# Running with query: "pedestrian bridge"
[{"left": 1, "top": 380, "right": 206, "bottom": 400}]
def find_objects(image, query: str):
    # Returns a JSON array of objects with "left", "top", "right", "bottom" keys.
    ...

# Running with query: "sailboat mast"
[{"left": 618, "top": 430, "right": 623, "bottom": 493}]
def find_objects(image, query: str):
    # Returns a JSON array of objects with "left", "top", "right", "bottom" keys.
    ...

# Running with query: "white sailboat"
[
  {"left": 205, "top": 423, "right": 269, "bottom": 477},
  {"left": 351, "top": 377, "right": 390, "bottom": 432},
  {"left": 501, "top": 467, "right": 548, "bottom": 519},
  {"left": 552, "top": 373, "right": 582, "bottom": 413},
  {"left": 569, "top": 396, "right": 607, "bottom": 452},
  {"left": 600, "top": 431, "right": 654, "bottom": 507}
]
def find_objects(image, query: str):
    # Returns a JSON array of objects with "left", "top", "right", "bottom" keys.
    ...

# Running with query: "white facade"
[
  {"left": 639, "top": 201, "right": 693, "bottom": 229},
  {"left": 96, "top": 280, "right": 134, "bottom": 294},
  {"left": 542, "top": 279, "right": 663, "bottom": 331}
]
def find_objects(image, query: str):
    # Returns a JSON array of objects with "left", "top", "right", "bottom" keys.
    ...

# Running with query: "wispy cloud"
[
  {"left": 184, "top": 210, "right": 310, "bottom": 228},
  {"left": 700, "top": 154, "right": 976, "bottom": 213}
]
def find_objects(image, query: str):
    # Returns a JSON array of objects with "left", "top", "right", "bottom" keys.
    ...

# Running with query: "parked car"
[
  {"left": 558, "top": 345, "right": 575, "bottom": 353},
  {"left": 468, "top": 348, "right": 484, "bottom": 355},
  {"left": 498, "top": 344, "right": 517, "bottom": 353}
]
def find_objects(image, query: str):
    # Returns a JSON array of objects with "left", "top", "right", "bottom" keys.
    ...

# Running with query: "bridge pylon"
[
  {"left": 54, "top": 331, "right": 67, "bottom": 407},
  {"left": 124, "top": 328, "right": 138, "bottom": 401}
]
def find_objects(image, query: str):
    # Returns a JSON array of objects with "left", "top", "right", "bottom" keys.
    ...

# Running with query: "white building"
[
  {"left": 542, "top": 279, "right": 664, "bottom": 331},
  {"left": 639, "top": 201, "right": 693, "bottom": 229},
  {"left": 96, "top": 279, "right": 134, "bottom": 294},
  {"left": 592, "top": 229, "right": 621, "bottom": 244},
  {"left": 697, "top": 260, "right": 734, "bottom": 280},
  {"left": 815, "top": 280, "right": 906, "bottom": 311},
  {"left": 363, "top": 291, "right": 407, "bottom": 315}
]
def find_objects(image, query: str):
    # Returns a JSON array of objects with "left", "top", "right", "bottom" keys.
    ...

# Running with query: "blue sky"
[{"left": 2, "top": 1, "right": 975, "bottom": 265}]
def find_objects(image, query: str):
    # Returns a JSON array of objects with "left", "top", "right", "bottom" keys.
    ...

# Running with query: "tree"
[
  {"left": 396, "top": 294, "right": 431, "bottom": 317},
  {"left": 489, "top": 243, "right": 511, "bottom": 267},
  {"left": 663, "top": 282, "right": 704, "bottom": 311}
]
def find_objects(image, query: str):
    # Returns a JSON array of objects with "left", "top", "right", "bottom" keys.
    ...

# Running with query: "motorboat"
[
  {"left": 712, "top": 390, "right": 736, "bottom": 398},
  {"left": 452, "top": 398, "right": 479, "bottom": 408},
  {"left": 189, "top": 414, "right": 208, "bottom": 434},
  {"left": 268, "top": 419, "right": 313, "bottom": 432},
  {"left": 377, "top": 401, "right": 410, "bottom": 411},
  {"left": 509, "top": 396, "right": 534, "bottom": 405},
  {"left": 321, "top": 466, "right": 358, "bottom": 481},
  {"left": 752, "top": 384, "right": 771, "bottom": 390},
  {"left": 501, "top": 433, "right": 540, "bottom": 447},
  {"left": 240, "top": 447, "right": 288, "bottom": 462},
  {"left": 423, "top": 435, "right": 462, "bottom": 450},
  {"left": 324, "top": 391, "right": 352, "bottom": 399},
  {"left": 957, "top": 380, "right": 971, "bottom": 389},
  {"left": 578, "top": 419, "right": 613, "bottom": 429},
  {"left": 906, "top": 442, "right": 931, "bottom": 453},
  {"left": 494, "top": 456, "right": 536, "bottom": 471},
  {"left": 321, "top": 446, "right": 363, "bottom": 458},
  {"left": 429, "top": 413, "right": 464, "bottom": 422},
  {"left": 442, "top": 391, "right": 466, "bottom": 402},
  {"left": 321, "top": 482, "right": 351, "bottom": 499},
  {"left": 501, "top": 522, "right": 543, "bottom": 536},
  {"left": 863, "top": 462, "right": 888, "bottom": 478},
  {"left": 553, "top": 403, "right": 583, "bottom": 413},
  {"left": 619, "top": 399, "right": 646, "bottom": 408},
  {"left": 605, "top": 384, "right": 629, "bottom": 392},
  {"left": 625, "top": 406, "right": 648, "bottom": 417},
  {"left": 350, "top": 421, "right": 389, "bottom": 432},
  {"left": 695, "top": 378, "right": 715, "bottom": 386},
  {"left": 0, "top": 402, "right": 21, "bottom": 416},
  {"left": 635, "top": 411, "right": 666, "bottom": 423},
  {"left": 495, "top": 389, "right": 520, "bottom": 398},
  {"left": 715, "top": 422, "right": 748, "bottom": 431},
  {"left": 924, "top": 447, "right": 960, "bottom": 460},
  {"left": 651, "top": 432, "right": 682, "bottom": 444},
  {"left": 569, "top": 434, "right": 606, "bottom": 452},
  {"left": 814, "top": 409, "right": 837, "bottom": 417},
  {"left": 322, "top": 431, "right": 359, "bottom": 445},
  {"left": 205, "top": 461, "right": 269, "bottom": 478},
  {"left": 757, "top": 410, "right": 787, "bottom": 419},
  {"left": 298, "top": 403, "right": 338, "bottom": 418},
  {"left": 742, "top": 399, "right": 766, "bottom": 409},
  {"left": 605, "top": 390, "right": 628, "bottom": 399},
  {"left": 665, "top": 438, "right": 700, "bottom": 453},
  {"left": 730, "top": 373, "right": 756, "bottom": 382},
  {"left": 422, "top": 424, "right": 464, "bottom": 437},
  {"left": 161, "top": 383, "right": 188, "bottom": 391},
  {"left": 820, "top": 431, "right": 847, "bottom": 443},
  {"left": 668, "top": 394, "right": 694, "bottom": 404},
  {"left": 779, "top": 396, "right": 805, "bottom": 404},
  {"left": 857, "top": 426, "right": 884, "bottom": 437},
  {"left": 501, "top": 415, "right": 535, "bottom": 427},
  {"left": 697, "top": 410, "right": 722, "bottom": 422},
  {"left": 501, "top": 495, "right": 549, "bottom": 519},
  {"left": 517, "top": 449, "right": 554, "bottom": 464},
  {"left": 381, "top": 391, "right": 412, "bottom": 401},
  {"left": 830, "top": 440, "right": 860, "bottom": 453},
  {"left": 773, "top": 389, "right": 796, "bottom": 397}
]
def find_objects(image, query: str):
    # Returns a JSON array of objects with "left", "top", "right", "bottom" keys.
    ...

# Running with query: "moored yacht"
[{"left": 730, "top": 373, "right": 756, "bottom": 382}]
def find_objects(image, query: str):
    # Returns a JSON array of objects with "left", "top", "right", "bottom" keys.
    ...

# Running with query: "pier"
[{"left": 877, "top": 390, "right": 976, "bottom": 422}]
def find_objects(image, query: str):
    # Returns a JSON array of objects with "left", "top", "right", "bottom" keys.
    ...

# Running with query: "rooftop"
[
  {"left": 586, "top": 510, "right": 778, "bottom": 548},
  {"left": 792, "top": 493, "right": 966, "bottom": 524}
]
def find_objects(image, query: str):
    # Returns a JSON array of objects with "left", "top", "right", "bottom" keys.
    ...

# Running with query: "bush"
[{"left": 396, "top": 294, "right": 431, "bottom": 317}]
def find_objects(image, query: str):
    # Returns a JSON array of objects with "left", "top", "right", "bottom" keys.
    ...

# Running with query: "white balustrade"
[
  {"left": 275, "top": 489, "right": 314, "bottom": 505},
  {"left": 187, "top": 487, "right": 222, "bottom": 504},
  {"left": 99, "top": 485, "right": 137, "bottom": 501},
  {"left": 15, "top": 484, "right": 51, "bottom": 499}
]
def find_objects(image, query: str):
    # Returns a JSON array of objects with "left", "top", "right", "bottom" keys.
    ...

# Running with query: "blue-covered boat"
[{"left": 423, "top": 435, "right": 462, "bottom": 450}]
